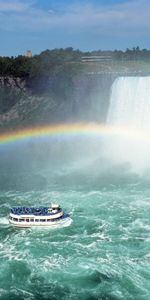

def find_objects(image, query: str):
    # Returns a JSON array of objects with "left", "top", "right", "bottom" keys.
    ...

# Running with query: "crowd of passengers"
[{"left": 11, "top": 206, "right": 61, "bottom": 215}]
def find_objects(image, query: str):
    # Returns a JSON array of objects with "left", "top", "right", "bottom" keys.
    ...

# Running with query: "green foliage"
[
  {"left": 1, "top": 47, "right": 150, "bottom": 79},
  {"left": 0, "top": 48, "right": 82, "bottom": 78},
  {"left": 113, "top": 47, "right": 150, "bottom": 61},
  {"left": 0, "top": 56, "right": 31, "bottom": 77}
]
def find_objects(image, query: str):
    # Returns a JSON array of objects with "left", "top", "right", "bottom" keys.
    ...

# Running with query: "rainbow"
[{"left": 0, "top": 123, "right": 150, "bottom": 146}]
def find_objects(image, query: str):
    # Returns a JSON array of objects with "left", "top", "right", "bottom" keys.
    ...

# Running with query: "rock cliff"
[{"left": 0, "top": 74, "right": 115, "bottom": 130}]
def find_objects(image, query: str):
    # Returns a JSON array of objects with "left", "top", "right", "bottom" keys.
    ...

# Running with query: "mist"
[{"left": 1, "top": 75, "right": 150, "bottom": 190}]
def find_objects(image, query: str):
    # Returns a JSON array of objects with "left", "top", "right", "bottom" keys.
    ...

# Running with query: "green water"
[{"left": 0, "top": 183, "right": 150, "bottom": 300}]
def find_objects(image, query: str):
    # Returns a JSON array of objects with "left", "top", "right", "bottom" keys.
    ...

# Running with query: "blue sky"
[{"left": 0, "top": 0, "right": 150, "bottom": 56}]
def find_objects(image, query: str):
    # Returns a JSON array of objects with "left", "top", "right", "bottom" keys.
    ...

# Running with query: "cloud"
[
  {"left": 0, "top": 0, "right": 31, "bottom": 12},
  {"left": 0, "top": 0, "right": 150, "bottom": 37}
]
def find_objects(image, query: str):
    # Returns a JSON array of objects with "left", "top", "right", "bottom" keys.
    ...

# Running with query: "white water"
[
  {"left": 107, "top": 77, "right": 150, "bottom": 129},
  {"left": 106, "top": 77, "right": 150, "bottom": 173}
]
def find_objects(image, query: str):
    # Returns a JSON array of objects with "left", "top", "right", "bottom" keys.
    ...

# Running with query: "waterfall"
[
  {"left": 106, "top": 77, "right": 150, "bottom": 173},
  {"left": 107, "top": 77, "right": 150, "bottom": 130}
]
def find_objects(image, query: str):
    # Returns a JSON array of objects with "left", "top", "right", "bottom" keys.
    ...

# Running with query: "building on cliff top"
[{"left": 24, "top": 50, "right": 32, "bottom": 58}]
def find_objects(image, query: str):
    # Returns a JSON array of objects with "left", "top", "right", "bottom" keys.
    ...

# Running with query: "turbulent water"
[
  {"left": 0, "top": 76, "right": 150, "bottom": 299},
  {"left": 0, "top": 185, "right": 150, "bottom": 300}
]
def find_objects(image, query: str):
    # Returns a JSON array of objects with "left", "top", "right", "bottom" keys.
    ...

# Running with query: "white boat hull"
[{"left": 9, "top": 217, "right": 72, "bottom": 228}]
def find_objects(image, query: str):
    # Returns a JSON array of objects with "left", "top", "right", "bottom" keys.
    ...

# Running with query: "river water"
[{"left": 0, "top": 181, "right": 150, "bottom": 300}]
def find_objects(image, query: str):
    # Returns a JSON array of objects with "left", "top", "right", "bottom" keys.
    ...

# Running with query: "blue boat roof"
[{"left": 10, "top": 206, "right": 61, "bottom": 216}]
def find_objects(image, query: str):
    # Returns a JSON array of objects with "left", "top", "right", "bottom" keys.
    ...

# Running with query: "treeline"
[
  {"left": 87, "top": 47, "right": 150, "bottom": 60},
  {"left": 0, "top": 47, "right": 150, "bottom": 78},
  {"left": 0, "top": 47, "right": 82, "bottom": 78},
  {"left": 113, "top": 47, "right": 150, "bottom": 60}
]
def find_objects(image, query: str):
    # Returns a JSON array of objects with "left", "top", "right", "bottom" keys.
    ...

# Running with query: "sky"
[{"left": 0, "top": 0, "right": 150, "bottom": 56}]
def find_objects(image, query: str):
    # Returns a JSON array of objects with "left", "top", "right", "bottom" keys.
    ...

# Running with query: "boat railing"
[{"left": 9, "top": 213, "right": 69, "bottom": 223}]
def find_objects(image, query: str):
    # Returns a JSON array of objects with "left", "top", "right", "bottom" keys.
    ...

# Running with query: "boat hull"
[{"left": 9, "top": 216, "right": 71, "bottom": 228}]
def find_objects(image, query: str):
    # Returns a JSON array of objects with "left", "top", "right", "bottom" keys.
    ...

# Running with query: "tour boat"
[{"left": 9, "top": 204, "right": 71, "bottom": 228}]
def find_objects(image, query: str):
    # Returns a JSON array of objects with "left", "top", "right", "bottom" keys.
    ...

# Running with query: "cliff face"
[
  {"left": 0, "top": 74, "right": 115, "bottom": 130},
  {"left": 0, "top": 76, "right": 26, "bottom": 90}
]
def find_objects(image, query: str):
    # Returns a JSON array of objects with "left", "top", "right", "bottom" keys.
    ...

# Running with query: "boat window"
[
  {"left": 30, "top": 219, "right": 34, "bottom": 222},
  {"left": 26, "top": 219, "right": 29, "bottom": 222},
  {"left": 13, "top": 218, "right": 18, "bottom": 222},
  {"left": 40, "top": 219, "right": 46, "bottom": 222},
  {"left": 19, "top": 218, "right": 25, "bottom": 222},
  {"left": 47, "top": 219, "right": 52, "bottom": 222},
  {"left": 35, "top": 219, "right": 39, "bottom": 222}
]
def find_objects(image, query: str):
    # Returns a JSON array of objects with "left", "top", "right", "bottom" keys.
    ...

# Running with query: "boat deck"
[{"left": 10, "top": 206, "right": 62, "bottom": 216}]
